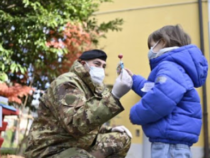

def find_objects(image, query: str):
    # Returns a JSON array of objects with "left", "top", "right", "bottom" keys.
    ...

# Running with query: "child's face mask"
[
  {"left": 148, "top": 40, "right": 179, "bottom": 59},
  {"left": 148, "top": 40, "right": 160, "bottom": 59},
  {"left": 86, "top": 62, "right": 105, "bottom": 85}
]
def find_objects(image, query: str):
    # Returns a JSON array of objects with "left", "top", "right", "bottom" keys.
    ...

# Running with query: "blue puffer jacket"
[{"left": 130, "top": 44, "right": 208, "bottom": 146}]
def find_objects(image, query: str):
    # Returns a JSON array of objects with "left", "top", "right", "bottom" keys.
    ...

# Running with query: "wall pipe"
[{"left": 198, "top": 0, "right": 209, "bottom": 158}]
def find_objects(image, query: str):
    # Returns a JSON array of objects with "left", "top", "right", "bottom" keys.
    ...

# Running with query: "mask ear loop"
[
  {"left": 151, "top": 40, "right": 160, "bottom": 49},
  {"left": 84, "top": 62, "right": 92, "bottom": 75},
  {"left": 150, "top": 40, "right": 161, "bottom": 58},
  {"left": 85, "top": 62, "right": 92, "bottom": 71}
]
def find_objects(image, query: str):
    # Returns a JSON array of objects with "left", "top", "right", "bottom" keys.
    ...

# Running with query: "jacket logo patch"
[
  {"left": 141, "top": 82, "right": 155, "bottom": 92},
  {"left": 155, "top": 76, "right": 167, "bottom": 83}
]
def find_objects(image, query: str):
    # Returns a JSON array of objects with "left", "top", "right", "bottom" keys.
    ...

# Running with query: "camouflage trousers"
[{"left": 51, "top": 132, "right": 131, "bottom": 158}]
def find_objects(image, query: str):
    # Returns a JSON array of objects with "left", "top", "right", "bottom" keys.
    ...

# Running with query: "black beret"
[{"left": 79, "top": 49, "right": 107, "bottom": 61}]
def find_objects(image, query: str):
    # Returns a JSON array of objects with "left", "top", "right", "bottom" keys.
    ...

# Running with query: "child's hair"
[{"left": 148, "top": 25, "right": 191, "bottom": 49}]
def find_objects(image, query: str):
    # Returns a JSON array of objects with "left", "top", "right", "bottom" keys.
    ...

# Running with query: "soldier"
[{"left": 25, "top": 49, "right": 133, "bottom": 158}]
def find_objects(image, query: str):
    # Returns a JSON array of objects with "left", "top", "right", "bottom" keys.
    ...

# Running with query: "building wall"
[{"left": 95, "top": 0, "right": 210, "bottom": 157}]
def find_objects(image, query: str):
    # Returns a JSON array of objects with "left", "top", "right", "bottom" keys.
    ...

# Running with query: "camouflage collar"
[
  {"left": 70, "top": 60, "right": 96, "bottom": 93},
  {"left": 70, "top": 60, "right": 106, "bottom": 95}
]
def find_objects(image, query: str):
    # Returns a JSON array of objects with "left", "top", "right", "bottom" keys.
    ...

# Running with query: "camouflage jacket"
[{"left": 25, "top": 60, "right": 124, "bottom": 158}]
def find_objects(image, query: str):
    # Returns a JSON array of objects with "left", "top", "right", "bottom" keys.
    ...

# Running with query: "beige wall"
[{"left": 95, "top": 0, "right": 210, "bottom": 147}]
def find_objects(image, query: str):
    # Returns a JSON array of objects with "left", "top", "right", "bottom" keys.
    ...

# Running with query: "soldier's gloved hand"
[
  {"left": 112, "top": 126, "right": 132, "bottom": 138},
  {"left": 111, "top": 69, "right": 133, "bottom": 99}
]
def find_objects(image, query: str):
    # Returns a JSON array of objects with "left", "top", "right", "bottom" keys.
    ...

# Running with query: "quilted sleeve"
[{"left": 130, "top": 62, "right": 187, "bottom": 125}]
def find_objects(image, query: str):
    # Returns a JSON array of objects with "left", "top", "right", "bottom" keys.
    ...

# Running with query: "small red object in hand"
[
  {"left": 117, "top": 54, "right": 124, "bottom": 76},
  {"left": 118, "top": 54, "right": 123, "bottom": 59}
]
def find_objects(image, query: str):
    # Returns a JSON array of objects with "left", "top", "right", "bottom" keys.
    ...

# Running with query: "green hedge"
[{"left": 0, "top": 148, "right": 17, "bottom": 155}]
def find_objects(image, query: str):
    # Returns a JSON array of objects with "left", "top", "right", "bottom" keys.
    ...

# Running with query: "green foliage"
[
  {"left": 0, "top": 148, "right": 17, "bottom": 155},
  {"left": 1, "top": 129, "right": 26, "bottom": 154},
  {"left": 0, "top": 0, "right": 123, "bottom": 153},
  {"left": 1, "top": 130, "right": 20, "bottom": 148},
  {"left": 0, "top": 72, "right": 8, "bottom": 82},
  {"left": 0, "top": 0, "right": 123, "bottom": 85}
]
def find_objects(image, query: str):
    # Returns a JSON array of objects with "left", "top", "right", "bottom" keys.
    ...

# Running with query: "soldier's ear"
[{"left": 80, "top": 60, "right": 86, "bottom": 66}]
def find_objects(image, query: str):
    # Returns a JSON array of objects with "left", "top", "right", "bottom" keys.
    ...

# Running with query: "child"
[{"left": 128, "top": 25, "right": 208, "bottom": 158}]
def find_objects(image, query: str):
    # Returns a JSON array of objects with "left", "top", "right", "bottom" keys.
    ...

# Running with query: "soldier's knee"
[
  {"left": 112, "top": 132, "right": 131, "bottom": 156},
  {"left": 121, "top": 132, "right": 131, "bottom": 147}
]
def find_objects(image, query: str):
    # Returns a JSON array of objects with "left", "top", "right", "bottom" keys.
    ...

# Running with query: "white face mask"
[{"left": 86, "top": 62, "right": 105, "bottom": 85}]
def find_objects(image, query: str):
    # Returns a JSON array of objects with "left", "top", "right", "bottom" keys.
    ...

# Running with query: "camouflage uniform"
[{"left": 25, "top": 60, "right": 131, "bottom": 158}]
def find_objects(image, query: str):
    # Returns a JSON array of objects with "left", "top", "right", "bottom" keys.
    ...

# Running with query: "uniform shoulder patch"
[{"left": 65, "top": 94, "right": 77, "bottom": 105}]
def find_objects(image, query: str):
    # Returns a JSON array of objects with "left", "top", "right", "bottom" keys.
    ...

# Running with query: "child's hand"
[{"left": 125, "top": 68, "right": 133, "bottom": 77}]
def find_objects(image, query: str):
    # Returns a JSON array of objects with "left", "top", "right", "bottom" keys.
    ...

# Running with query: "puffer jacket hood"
[{"left": 150, "top": 44, "right": 208, "bottom": 87}]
